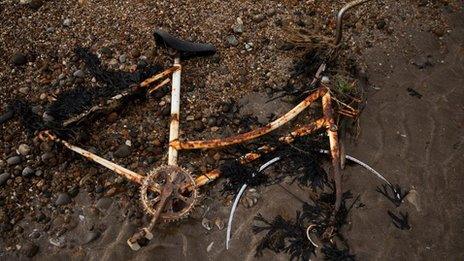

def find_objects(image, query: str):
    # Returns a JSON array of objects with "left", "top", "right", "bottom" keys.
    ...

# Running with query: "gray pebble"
[
  {"left": 42, "top": 112, "right": 54, "bottom": 123},
  {"left": 114, "top": 144, "right": 131, "bottom": 158},
  {"left": 22, "top": 166, "right": 34, "bottom": 177},
  {"left": 46, "top": 27, "right": 55, "bottom": 33},
  {"left": 55, "top": 193, "right": 71, "bottom": 206},
  {"left": 119, "top": 54, "right": 127, "bottom": 63},
  {"left": 19, "top": 87, "right": 30, "bottom": 94},
  {"left": 63, "top": 18, "right": 71, "bottom": 27},
  {"left": 233, "top": 17, "right": 244, "bottom": 33},
  {"left": 226, "top": 35, "right": 238, "bottom": 46},
  {"left": 18, "top": 144, "right": 31, "bottom": 156},
  {"left": 73, "top": 69, "right": 85, "bottom": 78},
  {"left": 7, "top": 156, "right": 21, "bottom": 166},
  {"left": 0, "top": 173, "right": 10, "bottom": 186},
  {"left": 245, "top": 42, "right": 254, "bottom": 52},
  {"left": 41, "top": 152, "right": 54, "bottom": 163}
]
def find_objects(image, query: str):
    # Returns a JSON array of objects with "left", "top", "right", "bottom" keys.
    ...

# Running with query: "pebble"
[
  {"left": 55, "top": 192, "right": 71, "bottom": 206},
  {"left": 63, "top": 18, "right": 71, "bottom": 27},
  {"left": 226, "top": 35, "right": 239, "bottom": 46},
  {"left": 49, "top": 236, "right": 65, "bottom": 248},
  {"left": 245, "top": 42, "right": 253, "bottom": 52},
  {"left": 29, "top": 0, "right": 43, "bottom": 11},
  {"left": 11, "top": 53, "right": 27, "bottom": 66},
  {"left": 18, "top": 144, "right": 31, "bottom": 156},
  {"left": 42, "top": 112, "right": 54, "bottom": 123},
  {"left": 201, "top": 217, "right": 212, "bottom": 231},
  {"left": 19, "top": 87, "right": 30, "bottom": 94},
  {"left": 252, "top": 14, "right": 265, "bottom": 23},
  {"left": 83, "top": 231, "right": 100, "bottom": 244},
  {"left": 321, "top": 76, "right": 330, "bottom": 84},
  {"left": 232, "top": 17, "right": 244, "bottom": 33},
  {"left": 114, "top": 144, "right": 131, "bottom": 158},
  {"left": 7, "top": 156, "right": 21, "bottom": 166},
  {"left": 22, "top": 166, "right": 34, "bottom": 177},
  {"left": 73, "top": 69, "right": 85, "bottom": 78},
  {"left": 100, "top": 47, "right": 113, "bottom": 57},
  {"left": 41, "top": 152, "right": 55, "bottom": 163},
  {"left": 278, "top": 42, "right": 295, "bottom": 51},
  {"left": 211, "top": 126, "right": 219, "bottom": 132},
  {"left": 0, "top": 173, "right": 10, "bottom": 186},
  {"left": 206, "top": 241, "right": 214, "bottom": 252},
  {"left": 119, "top": 54, "right": 127, "bottom": 63},
  {"left": 214, "top": 217, "right": 225, "bottom": 230},
  {"left": 46, "top": 27, "right": 55, "bottom": 33}
]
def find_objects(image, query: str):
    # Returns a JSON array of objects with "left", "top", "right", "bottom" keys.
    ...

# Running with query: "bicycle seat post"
[{"left": 168, "top": 56, "right": 181, "bottom": 166}]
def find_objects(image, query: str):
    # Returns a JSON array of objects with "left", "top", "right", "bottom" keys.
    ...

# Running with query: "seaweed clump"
[{"left": 252, "top": 190, "right": 357, "bottom": 260}]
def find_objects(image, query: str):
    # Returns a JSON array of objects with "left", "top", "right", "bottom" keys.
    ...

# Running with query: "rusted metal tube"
[
  {"left": 279, "top": 118, "right": 328, "bottom": 143},
  {"left": 148, "top": 78, "right": 171, "bottom": 95},
  {"left": 168, "top": 58, "right": 181, "bottom": 166},
  {"left": 171, "top": 87, "right": 328, "bottom": 150},
  {"left": 40, "top": 131, "right": 145, "bottom": 185},
  {"left": 322, "top": 92, "right": 342, "bottom": 212},
  {"left": 335, "top": 0, "right": 371, "bottom": 46},
  {"left": 140, "top": 66, "right": 180, "bottom": 87}
]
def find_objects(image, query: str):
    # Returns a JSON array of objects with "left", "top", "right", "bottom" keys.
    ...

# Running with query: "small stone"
[
  {"left": 29, "top": 0, "right": 43, "bottom": 11},
  {"left": 73, "top": 69, "right": 85, "bottom": 78},
  {"left": 376, "top": 19, "right": 386, "bottom": 30},
  {"left": 214, "top": 217, "right": 225, "bottom": 230},
  {"left": 245, "top": 42, "right": 253, "bottom": 52},
  {"left": 232, "top": 17, "right": 244, "bottom": 33},
  {"left": 46, "top": 27, "right": 55, "bottom": 33},
  {"left": 63, "top": 18, "right": 71, "bottom": 27},
  {"left": 201, "top": 217, "right": 212, "bottom": 231},
  {"left": 7, "top": 156, "right": 21, "bottom": 166},
  {"left": 206, "top": 241, "right": 214, "bottom": 252},
  {"left": 19, "top": 87, "right": 30, "bottom": 94},
  {"left": 321, "top": 76, "right": 330, "bottom": 84},
  {"left": 100, "top": 47, "right": 113, "bottom": 57},
  {"left": 42, "top": 112, "right": 54, "bottom": 123},
  {"left": 22, "top": 166, "right": 34, "bottom": 177},
  {"left": 41, "top": 152, "right": 55, "bottom": 163},
  {"left": 211, "top": 126, "right": 219, "bottom": 132},
  {"left": 55, "top": 193, "right": 71, "bottom": 206},
  {"left": 0, "top": 173, "right": 10, "bottom": 186},
  {"left": 49, "top": 236, "right": 65, "bottom": 248},
  {"left": 11, "top": 53, "right": 27, "bottom": 66},
  {"left": 119, "top": 54, "right": 127, "bottom": 63},
  {"left": 137, "top": 59, "right": 148, "bottom": 69},
  {"left": 21, "top": 242, "right": 39, "bottom": 257},
  {"left": 252, "top": 14, "right": 265, "bottom": 23},
  {"left": 83, "top": 231, "right": 100, "bottom": 244},
  {"left": 18, "top": 144, "right": 31, "bottom": 155},
  {"left": 186, "top": 115, "right": 195, "bottom": 121},
  {"left": 226, "top": 35, "right": 239, "bottom": 47},
  {"left": 114, "top": 144, "right": 131, "bottom": 158}
]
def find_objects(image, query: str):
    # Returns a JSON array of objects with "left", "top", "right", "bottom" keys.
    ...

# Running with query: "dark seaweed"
[
  {"left": 321, "top": 244, "right": 356, "bottom": 261},
  {"left": 387, "top": 211, "right": 411, "bottom": 230}
]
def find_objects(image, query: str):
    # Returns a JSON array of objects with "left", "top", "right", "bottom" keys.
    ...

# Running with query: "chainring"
[{"left": 140, "top": 165, "right": 198, "bottom": 222}]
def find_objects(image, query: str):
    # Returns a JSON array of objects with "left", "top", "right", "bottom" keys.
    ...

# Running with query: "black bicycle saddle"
[{"left": 154, "top": 29, "right": 216, "bottom": 58}]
